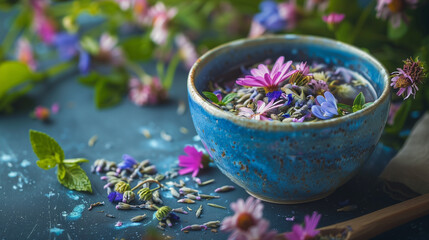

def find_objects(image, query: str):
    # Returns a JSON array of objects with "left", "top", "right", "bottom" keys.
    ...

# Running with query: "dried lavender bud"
[
  {"left": 170, "top": 188, "right": 181, "bottom": 198},
  {"left": 196, "top": 205, "right": 203, "bottom": 218},
  {"left": 198, "top": 179, "right": 215, "bottom": 186},
  {"left": 207, "top": 203, "right": 226, "bottom": 209},
  {"left": 214, "top": 185, "right": 235, "bottom": 193},
  {"left": 181, "top": 224, "right": 207, "bottom": 231},
  {"left": 179, "top": 187, "right": 198, "bottom": 194},
  {"left": 178, "top": 199, "right": 195, "bottom": 204},
  {"left": 152, "top": 190, "right": 163, "bottom": 204},
  {"left": 199, "top": 194, "right": 220, "bottom": 199},
  {"left": 131, "top": 214, "right": 147, "bottom": 222},
  {"left": 122, "top": 190, "right": 135, "bottom": 203},
  {"left": 142, "top": 165, "right": 157, "bottom": 174},
  {"left": 185, "top": 194, "right": 201, "bottom": 200},
  {"left": 204, "top": 221, "right": 221, "bottom": 228},
  {"left": 116, "top": 203, "right": 132, "bottom": 210},
  {"left": 172, "top": 207, "right": 188, "bottom": 214}
]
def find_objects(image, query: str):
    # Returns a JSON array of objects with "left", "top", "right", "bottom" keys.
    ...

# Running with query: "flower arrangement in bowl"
[{"left": 187, "top": 34, "right": 391, "bottom": 204}]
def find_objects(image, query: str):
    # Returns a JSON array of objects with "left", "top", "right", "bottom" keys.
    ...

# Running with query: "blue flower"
[
  {"left": 311, "top": 92, "right": 338, "bottom": 120},
  {"left": 254, "top": 0, "right": 286, "bottom": 32},
  {"left": 117, "top": 154, "right": 138, "bottom": 173},
  {"left": 267, "top": 90, "right": 282, "bottom": 101},
  {"left": 108, "top": 191, "right": 123, "bottom": 202},
  {"left": 53, "top": 32, "right": 91, "bottom": 74}
]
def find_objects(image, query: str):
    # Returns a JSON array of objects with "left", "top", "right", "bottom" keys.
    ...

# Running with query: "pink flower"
[
  {"left": 133, "top": 0, "right": 151, "bottom": 24},
  {"left": 15, "top": 38, "right": 37, "bottom": 70},
  {"left": 278, "top": 1, "right": 298, "bottom": 30},
  {"left": 237, "top": 56, "right": 296, "bottom": 93},
  {"left": 308, "top": 79, "right": 329, "bottom": 95},
  {"left": 115, "top": 0, "right": 133, "bottom": 10},
  {"left": 285, "top": 212, "right": 321, "bottom": 240},
  {"left": 30, "top": 0, "right": 56, "bottom": 44},
  {"left": 221, "top": 197, "right": 277, "bottom": 240},
  {"left": 148, "top": 2, "right": 177, "bottom": 45},
  {"left": 178, "top": 146, "right": 205, "bottom": 177},
  {"left": 51, "top": 103, "right": 60, "bottom": 114},
  {"left": 239, "top": 100, "right": 282, "bottom": 121},
  {"left": 322, "top": 13, "right": 345, "bottom": 24},
  {"left": 97, "top": 33, "right": 124, "bottom": 66},
  {"left": 289, "top": 62, "right": 313, "bottom": 86},
  {"left": 305, "top": 0, "right": 329, "bottom": 12},
  {"left": 387, "top": 102, "right": 401, "bottom": 125},
  {"left": 175, "top": 34, "right": 198, "bottom": 70},
  {"left": 248, "top": 20, "right": 266, "bottom": 38},
  {"left": 390, "top": 57, "right": 425, "bottom": 99},
  {"left": 34, "top": 106, "right": 50, "bottom": 121},
  {"left": 128, "top": 76, "right": 167, "bottom": 106},
  {"left": 376, "top": 0, "right": 417, "bottom": 28}
]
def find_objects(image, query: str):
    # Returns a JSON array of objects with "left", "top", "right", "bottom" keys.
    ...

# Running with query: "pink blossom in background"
[
  {"left": 128, "top": 76, "right": 167, "bottom": 106},
  {"left": 322, "top": 13, "right": 345, "bottom": 24},
  {"left": 305, "top": 0, "right": 329, "bottom": 12},
  {"left": 285, "top": 212, "right": 321, "bottom": 240},
  {"left": 376, "top": 0, "right": 418, "bottom": 28},
  {"left": 16, "top": 38, "right": 37, "bottom": 70},
  {"left": 115, "top": 0, "right": 133, "bottom": 11},
  {"left": 133, "top": 0, "right": 151, "bottom": 25},
  {"left": 148, "top": 2, "right": 177, "bottom": 45},
  {"left": 248, "top": 20, "right": 266, "bottom": 38},
  {"left": 390, "top": 57, "right": 425, "bottom": 99},
  {"left": 30, "top": 0, "right": 56, "bottom": 44},
  {"left": 175, "top": 34, "right": 198, "bottom": 69},
  {"left": 98, "top": 33, "right": 125, "bottom": 66},
  {"left": 278, "top": 1, "right": 299, "bottom": 30},
  {"left": 178, "top": 146, "right": 204, "bottom": 177},
  {"left": 221, "top": 197, "right": 277, "bottom": 240},
  {"left": 387, "top": 102, "right": 402, "bottom": 125},
  {"left": 34, "top": 106, "right": 50, "bottom": 121},
  {"left": 51, "top": 103, "right": 60, "bottom": 114}
]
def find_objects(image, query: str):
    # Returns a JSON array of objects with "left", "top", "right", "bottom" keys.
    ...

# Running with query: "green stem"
[
  {"left": 162, "top": 52, "right": 181, "bottom": 90},
  {"left": 350, "top": 0, "right": 375, "bottom": 44},
  {"left": 131, "top": 179, "right": 163, "bottom": 191},
  {"left": 126, "top": 61, "right": 151, "bottom": 85},
  {"left": 45, "top": 62, "right": 74, "bottom": 77}
]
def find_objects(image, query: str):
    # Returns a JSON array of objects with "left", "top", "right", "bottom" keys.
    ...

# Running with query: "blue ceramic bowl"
[{"left": 187, "top": 35, "right": 390, "bottom": 204}]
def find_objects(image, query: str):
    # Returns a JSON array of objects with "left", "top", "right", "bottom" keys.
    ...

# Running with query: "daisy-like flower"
[
  {"left": 221, "top": 197, "right": 277, "bottom": 240},
  {"left": 97, "top": 33, "right": 124, "bottom": 66},
  {"left": 285, "top": 212, "right": 321, "bottom": 240},
  {"left": 390, "top": 57, "right": 426, "bottom": 99},
  {"left": 148, "top": 2, "right": 177, "bottom": 45},
  {"left": 289, "top": 62, "right": 312, "bottom": 86},
  {"left": 237, "top": 56, "right": 296, "bottom": 93},
  {"left": 128, "top": 76, "right": 167, "bottom": 106},
  {"left": 15, "top": 37, "right": 37, "bottom": 70},
  {"left": 175, "top": 34, "right": 198, "bottom": 70},
  {"left": 238, "top": 100, "right": 282, "bottom": 121},
  {"left": 376, "top": 0, "right": 418, "bottom": 28},
  {"left": 322, "top": 13, "right": 345, "bottom": 29},
  {"left": 178, "top": 146, "right": 210, "bottom": 177},
  {"left": 311, "top": 92, "right": 338, "bottom": 120},
  {"left": 308, "top": 79, "right": 329, "bottom": 95}
]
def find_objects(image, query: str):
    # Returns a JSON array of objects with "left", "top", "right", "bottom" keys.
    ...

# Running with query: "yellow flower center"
[
  {"left": 388, "top": 0, "right": 404, "bottom": 13},
  {"left": 236, "top": 212, "right": 256, "bottom": 231}
]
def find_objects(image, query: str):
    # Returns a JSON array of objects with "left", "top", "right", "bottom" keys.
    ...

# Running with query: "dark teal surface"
[{"left": 0, "top": 63, "right": 429, "bottom": 239}]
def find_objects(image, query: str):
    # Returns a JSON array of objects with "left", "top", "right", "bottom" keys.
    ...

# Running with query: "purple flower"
[
  {"left": 311, "top": 92, "right": 338, "bottom": 120},
  {"left": 281, "top": 93, "right": 294, "bottom": 106},
  {"left": 108, "top": 191, "right": 124, "bottom": 203},
  {"left": 308, "top": 79, "right": 329, "bottom": 95},
  {"left": 239, "top": 100, "right": 282, "bottom": 121},
  {"left": 116, "top": 154, "right": 138, "bottom": 173},
  {"left": 178, "top": 146, "right": 209, "bottom": 177},
  {"left": 236, "top": 56, "right": 296, "bottom": 93},
  {"left": 322, "top": 13, "right": 345, "bottom": 24},
  {"left": 266, "top": 90, "right": 282, "bottom": 101},
  {"left": 376, "top": 0, "right": 417, "bottom": 28},
  {"left": 285, "top": 212, "right": 321, "bottom": 240},
  {"left": 289, "top": 62, "right": 312, "bottom": 86},
  {"left": 254, "top": 0, "right": 287, "bottom": 32},
  {"left": 390, "top": 57, "right": 426, "bottom": 99},
  {"left": 53, "top": 33, "right": 90, "bottom": 74}
]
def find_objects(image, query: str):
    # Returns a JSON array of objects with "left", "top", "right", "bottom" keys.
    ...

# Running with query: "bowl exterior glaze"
[{"left": 188, "top": 35, "right": 390, "bottom": 204}]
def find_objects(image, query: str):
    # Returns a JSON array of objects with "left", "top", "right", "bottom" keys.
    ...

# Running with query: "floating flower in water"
[
  {"left": 108, "top": 191, "right": 124, "bottom": 203},
  {"left": 97, "top": 33, "right": 124, "bottom": 66},
  {"left": 322, "top": 13, "right": 345, "bottom": 30},
  {"left": 117, "top": 154, "right": 138, "bottom": 173},
  {"left": 308, "top": 79, "right": 329, "bottom": 95},
  {"left": 239, "top": 100, "right": 282, "bottom": 121},
  {"left": 290, "top": 62, "right": 312, "bottom": 86},
  {"left": 30, "top": 0, "right": 56, "bottom": 44},
  {"left": 15, "top": 37, "right": 37, "bottom": 70},
  {"left": 311, "top": 92, "right": 338, "bottom": 120},
  {"left": 148, "top": 2, "right": 177, "bottom": 45},
  {"left": 53, "top": 33, "right": 90, "bottom": 74},
  {"left": 237, "top": 56, "right": 296, "bottom": 93},
  {"left": 178, "top": 146, "right": 210, "bottom": 177},
  {"left": 175, "top": 34, "right": 198, "bottom": 70},
  {"left": 376, "top": 0, "right": 417, "bottom": 28},
  {"left": 390, "top": 57, "right": 426, "bottom": 99},
  {"left": 221, "top": 197, "right": 277, "bottom": 240},
  {"left": 34, "top": 106, "right": 50, "bottom": 121},
  {"left": 128, "top": 76, "right": 167, "bottom": 106},
  {"left": 284, "top": 212, "right": 321, "bottom": 240}
]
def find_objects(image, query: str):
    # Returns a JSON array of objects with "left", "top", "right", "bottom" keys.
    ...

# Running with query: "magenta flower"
[
  {"left": 34, "top": 106, "right": 50, "bottom": 121},
  {"left": 128, "top": 76, "right": 167, "bottom": 106},
  {"left": 285, "top": 212, "right": 321, "bottom": 240},
  {"left": 237, "top": 56, "right": 296, "bottom": 93},
  {"left": 390, "top": 57, "right": 425, "bottom": 99},
  {"left": 221, "top": 197, "right": 277, "bottom": 240},
  {"left": 148, "top": 2, "right": 177, "bottom": 45},
  {"left": 30, "top": 0, "right": 56, "bottom": 44},
  {"left": 178, "top": 146, "right": 208, "bottom": 177},
  {"left": 322, "top": 13, "right": 345, "bottom": 24},
  {"left": 376, "top": 0, "right": 417, "bottom": 28},
  {"left": 239, "top": 100, "right": 282, "bottom": 121},
  {"left": 175, "top": 34, "right": 198, "bottom": 70},
  {"left": 15, "top": 37, "right": 37, "bottom": 70},
  {"left": 308, "top": 79, "right": 329, "bottom": 95},
  {"left": 51, "top": 103, "right": 60, "bottom": 114},
  {"left": 278, "top": 1, "right": 298, "bottom": 30}
]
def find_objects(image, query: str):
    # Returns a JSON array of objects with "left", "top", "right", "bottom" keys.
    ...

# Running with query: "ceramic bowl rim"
[{"left": 188, "top": 34, "right": 390, "bottom": 131}]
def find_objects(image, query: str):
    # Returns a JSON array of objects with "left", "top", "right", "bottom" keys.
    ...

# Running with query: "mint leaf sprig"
[
  {"left": 29, "top": 130, "right": 92, "bottom": 192},
  {"left": 202, "top": 91, "right": 237, "bottom": 106},
  {"left": 337, "top": 92, "right": 373, "bottom": 115}
]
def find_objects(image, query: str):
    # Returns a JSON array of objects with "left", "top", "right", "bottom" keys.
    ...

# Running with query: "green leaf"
[
  {"left": 29, "top": 130, "right": 65, "bottom": 163},
  {"left": 63, "top": 158, "right": 89, "bottom": 164},
  {"left": 335, "top": 21, "right": 353, "bottom": 43},
  {"left": 58, "top": 163, "right": 66, "bottom": 180},
  {"left": 80, "top": 36, "right": 99, "bottom": 55},
  {"left": 36, "top": 158, "right": 58, "bottom": 170},
  {"left": 121, "top": 36, "right": 154, "bottom": 61},
  {"left": 352, "top": 92, "right": 365, "bottom": 112},
  {"left": 388, "top": 20, "right": 408, "bottom": 40},
  {"left": 162, "top": 53, "right": 181, "bottom": 90},
  {"left": 337, "top": 103, "right": 353, "bottom": 113},
  {"left": 79, "top": 71, "right": 100, "bottom": 86},
  {"left": 202, "top": 91, "right": 220, "bottom": 104},
  {"left": 57, "top": 164, "right": 92, "bottom": 193},
  {"left": 0, "top": 61, "right": 33, "bottom": 99},
  {"left": 94, "top": 80, "right": 124, "bottom": 109},
  {"left": 222, "top": 93, "right": 237, "bottom": 104}
]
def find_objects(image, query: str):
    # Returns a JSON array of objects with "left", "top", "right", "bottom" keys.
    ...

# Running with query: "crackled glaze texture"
[{"left": 188, "top": 35, "right": 390, "bottom": 204}]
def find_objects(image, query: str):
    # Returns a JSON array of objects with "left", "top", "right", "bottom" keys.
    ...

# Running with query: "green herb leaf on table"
[{"left": 29, "top": 130, "right": 92, "bottom": 193}]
